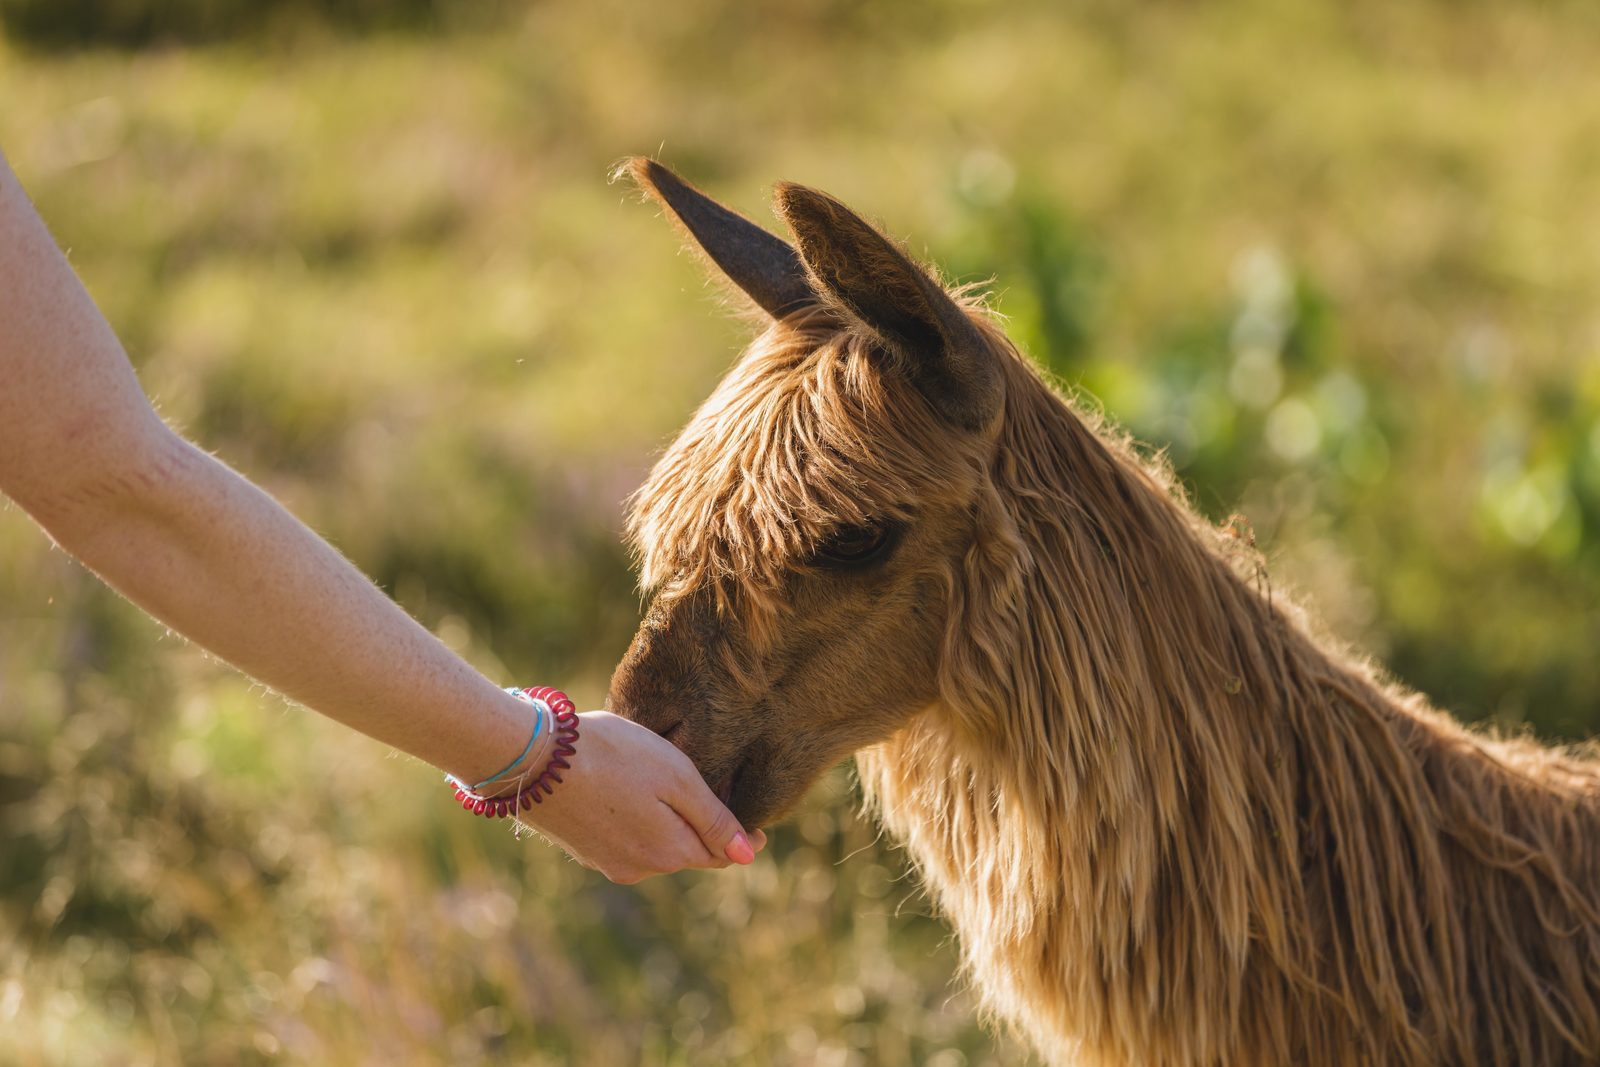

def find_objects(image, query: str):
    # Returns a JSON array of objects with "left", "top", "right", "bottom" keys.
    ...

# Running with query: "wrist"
[
  {"left": 483, "top": 729, "right": 560, "bottom": 796},
  {"left": 453, "top": 689, "right": 551, "bottom": 794},
  {"left": 444, "top": 688, "right": 581, "bottom": 819}
]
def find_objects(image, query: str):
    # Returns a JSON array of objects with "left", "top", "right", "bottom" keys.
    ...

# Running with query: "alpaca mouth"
[
  {"left": 652, "top": 718, "right": 752, "bottom": 815},
  {"left": 713, "top": 757, "right": 749, "bottom": 808}
]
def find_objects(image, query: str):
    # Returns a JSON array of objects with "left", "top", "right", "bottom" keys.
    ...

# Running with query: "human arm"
[{"left": 0, "top": 151, "right": 758, "bottom": 880}]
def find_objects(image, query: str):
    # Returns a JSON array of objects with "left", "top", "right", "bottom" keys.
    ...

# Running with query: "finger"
[
  {"left": 666, "top": 803, "right": 730, "bottom": 870},
  {"left": 749, "top": 828, "right": 768, "bottom": 852},
  {"left": 669, "top": 771, "right": 756, "bottom": 865},
  {"left": 652, "top": 803, "right": 728, "bottom": 871}
]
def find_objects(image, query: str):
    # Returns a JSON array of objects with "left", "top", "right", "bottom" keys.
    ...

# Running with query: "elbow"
[{"left": 16, "top": 420, "right": 198, "bottom": 541}]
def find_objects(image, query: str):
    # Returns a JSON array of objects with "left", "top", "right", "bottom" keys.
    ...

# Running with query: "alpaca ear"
[
  {"left": 774, "top": 182, "right": 1001, "bottom": 432},
  {"left": 622, "top": 157, "right": 814, "bottom": 319}
]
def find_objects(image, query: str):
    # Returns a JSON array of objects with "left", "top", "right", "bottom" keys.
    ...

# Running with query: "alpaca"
[{"left": 605, "top": 158, "right": 1600, "bottom": 1067}]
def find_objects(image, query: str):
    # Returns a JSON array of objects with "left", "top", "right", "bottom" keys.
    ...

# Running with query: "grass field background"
[{"left": 3, "top": 1, "right": 1600, "bottom": 1062}]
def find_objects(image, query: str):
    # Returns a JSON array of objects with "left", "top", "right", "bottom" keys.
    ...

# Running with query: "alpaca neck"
[
  {"left": 858, "top": 350, "right": 1600, "bottom": 1065},
  {"left": 942, "top": 351, "right": 1325, "bottom": 866},
  {"left": 866, "top": 350, "right": 1331, "bottom": 972}
]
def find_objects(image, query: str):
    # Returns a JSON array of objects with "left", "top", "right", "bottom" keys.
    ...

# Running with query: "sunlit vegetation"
[{"left": 3, "top": 0, "right": 1599, "bottom": 1061}]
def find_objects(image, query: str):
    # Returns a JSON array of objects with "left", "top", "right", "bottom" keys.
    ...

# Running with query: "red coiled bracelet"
[{"left": 446, "top": 687, "right": 581, "bottom": 819}]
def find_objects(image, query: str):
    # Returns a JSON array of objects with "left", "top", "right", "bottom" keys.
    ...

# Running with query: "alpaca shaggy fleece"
[
  {"left": 857, "top": 339, "right": 1600, "bottom": 1065},
  {"left": 612, "top": 158, "right": 1600, "bottom": 1066}
]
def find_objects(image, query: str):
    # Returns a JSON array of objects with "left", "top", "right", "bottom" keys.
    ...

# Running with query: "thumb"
[{"left": 672, "top": 773, "right": 757, "bottom": 865}]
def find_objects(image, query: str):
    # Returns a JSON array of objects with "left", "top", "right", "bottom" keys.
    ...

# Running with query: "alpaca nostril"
[{"left": 660, "top": 720, "right": 686, "bottom": 746}]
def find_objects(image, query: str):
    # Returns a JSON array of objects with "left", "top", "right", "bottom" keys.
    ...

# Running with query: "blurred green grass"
[{"left": 3, "top": 0, "right": 1600, "bottom": 1062}]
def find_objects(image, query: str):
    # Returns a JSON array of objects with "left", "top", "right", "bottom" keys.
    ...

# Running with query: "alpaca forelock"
[{"left": 607, "top": 158, "right": 1600, "bottom": 1066}]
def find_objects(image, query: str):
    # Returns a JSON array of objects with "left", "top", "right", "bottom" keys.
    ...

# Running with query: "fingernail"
[{"left": 725, "top": 831, "right": 755, "bottom": 865}]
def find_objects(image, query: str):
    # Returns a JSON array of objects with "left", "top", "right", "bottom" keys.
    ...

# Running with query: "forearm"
[
  {"left": 0, "top": 150, "right": 543, "bottom": 785},
  {"left": 32, "top": 428, "right": 541, "bottom": 786},
  {"left": 0, "top": 148, "right": 765, "bottom": 877}
]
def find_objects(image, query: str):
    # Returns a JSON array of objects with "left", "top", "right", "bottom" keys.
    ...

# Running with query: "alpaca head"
[{"left": 607, "top": 159, "right": 1020, "bottom": 828}]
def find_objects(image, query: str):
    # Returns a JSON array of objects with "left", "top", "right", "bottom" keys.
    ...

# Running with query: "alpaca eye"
[{"left": 814, "top": 523, "right": 896, "bottom": 567}]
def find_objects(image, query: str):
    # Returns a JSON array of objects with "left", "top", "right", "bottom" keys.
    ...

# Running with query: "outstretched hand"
[{"left": 521, "top": 710, "right": 766, "bottom": 884}]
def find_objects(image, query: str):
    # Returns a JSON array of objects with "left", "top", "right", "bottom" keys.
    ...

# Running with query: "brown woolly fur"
[
  {"left": 628, "top": 305, "right": 983, "bottom": 633},
  {"left": 608, "top": 160, "right": 1600, "bottom": 1066}
]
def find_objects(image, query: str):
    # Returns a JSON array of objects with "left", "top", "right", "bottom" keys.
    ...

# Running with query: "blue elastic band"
[{"left": 468, "top": 692, "right": 548, "bottom": 791}]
